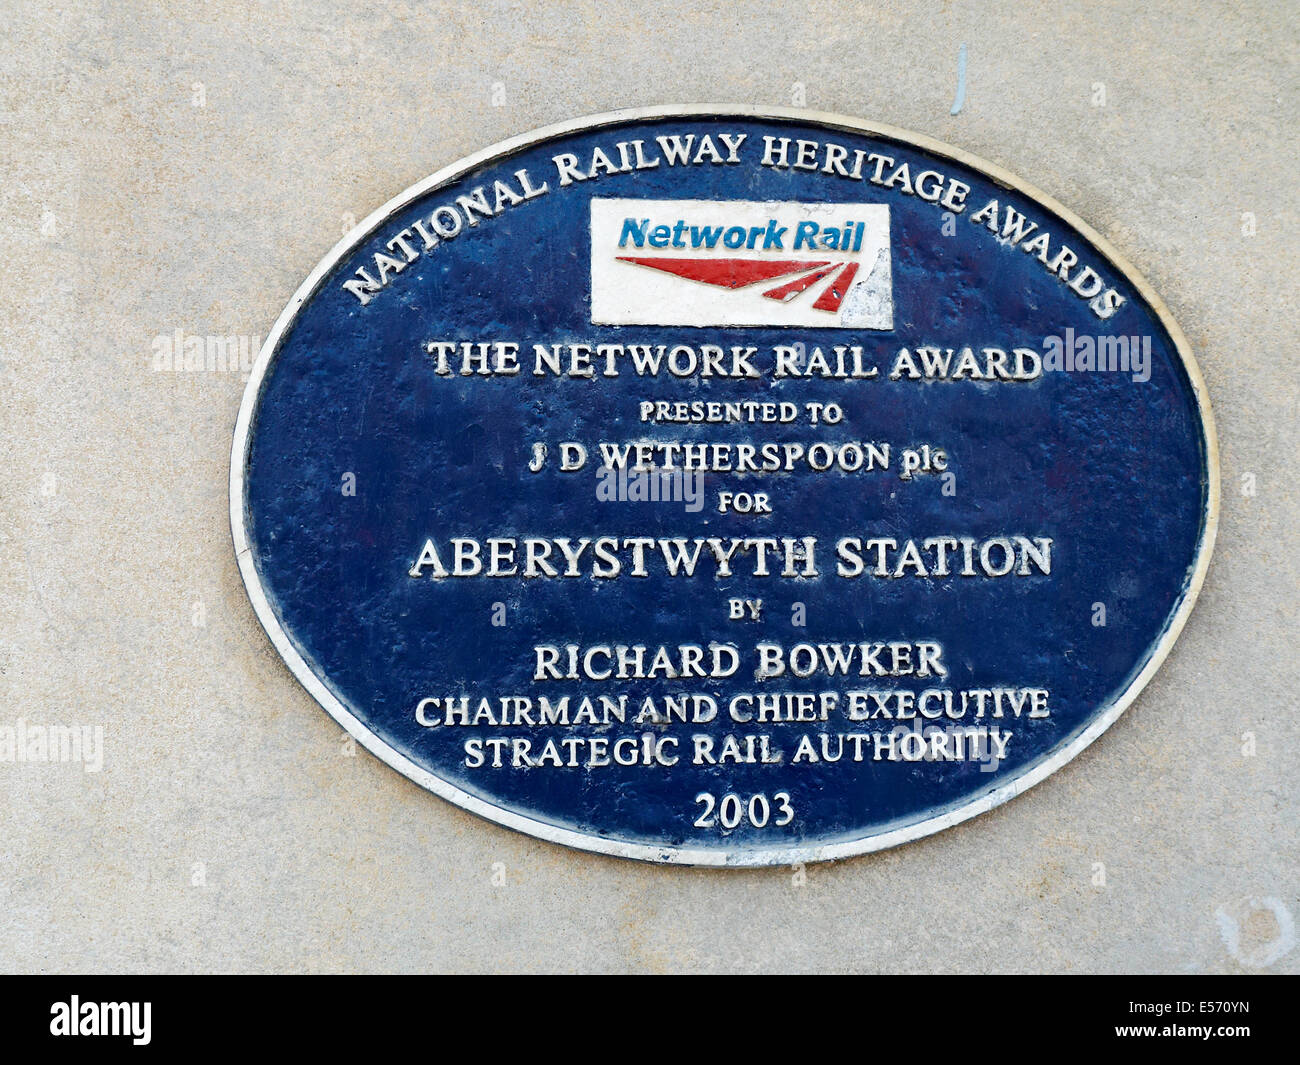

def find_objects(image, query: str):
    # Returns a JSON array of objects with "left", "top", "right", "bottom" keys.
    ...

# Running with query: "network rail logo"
[{"left": 590, "top": 198, "right": 893, "bottom": 329}]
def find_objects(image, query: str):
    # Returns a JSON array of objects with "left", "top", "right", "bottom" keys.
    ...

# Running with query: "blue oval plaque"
[{"left": 232, "top": 107, "right": 1217, "bottom": 865}]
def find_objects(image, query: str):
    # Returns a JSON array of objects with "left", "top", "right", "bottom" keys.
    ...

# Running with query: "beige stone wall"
[{"left": 1, "top": 0, "right": 1295, "bottom": 972}]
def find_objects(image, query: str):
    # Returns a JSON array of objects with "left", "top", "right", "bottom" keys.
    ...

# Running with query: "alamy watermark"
[
  {"left": 152, "top": 329, "right": 261, "bottom": 378},
  {"left": 596, "top": 466, "right": 705, "bottom": 513},
  {"left": 0, "top": 719, "right": 103, "bottom": 772},
  {"left": 883, "top": 718, "right": 1008, "bottom": 774},
  {"left": 1043, "top": 327, "right": 1151, "bottom": 382},
  {"left": 50, "top": 996, "right": 150, "bottom": 1045}
]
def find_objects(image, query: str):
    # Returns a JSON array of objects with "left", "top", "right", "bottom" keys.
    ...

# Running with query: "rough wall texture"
[{"left": 0, "top": 0, "right": 1295, "bottom": 973}]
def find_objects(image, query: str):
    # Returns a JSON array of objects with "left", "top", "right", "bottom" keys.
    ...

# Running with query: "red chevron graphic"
[
  {"left": 811, "top": 262, "right": 860, "bottom": 312},
  {"left": 761, "top": 265, "right": 840, "bottom": 302},
  {"left": 616, "top": 256, "right": 830, "bottom": 289}
]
